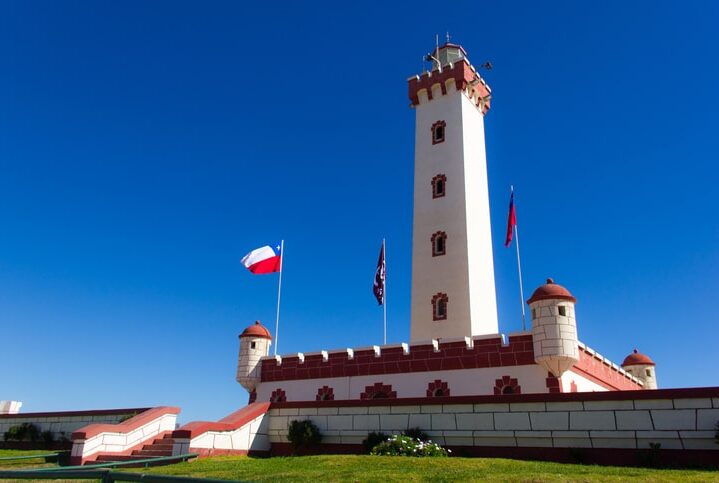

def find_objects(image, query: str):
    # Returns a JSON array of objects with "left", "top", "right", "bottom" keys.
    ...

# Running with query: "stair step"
[
  {"left": 131, "top": 449, "right": 173, "bottom": 457},
  {"left": 143, "top": 443, "right": 174, "bottom": 451}
]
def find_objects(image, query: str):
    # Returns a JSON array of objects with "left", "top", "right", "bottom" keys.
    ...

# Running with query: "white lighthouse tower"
[{"left": 409, "top": 42, "right": 499, "bottom": 341}]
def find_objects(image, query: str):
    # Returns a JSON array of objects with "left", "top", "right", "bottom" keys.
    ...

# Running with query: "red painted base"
[{"left": 269, "top": 443, "right": 719, "bottom": 468}]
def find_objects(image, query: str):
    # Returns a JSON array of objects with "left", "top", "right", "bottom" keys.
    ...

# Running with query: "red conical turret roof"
[
  {"left": 240, "top": 321, "right": 272, "bottom": 340},
  {"left": 527, "top": 278, "right": 577, "bottom": 304},
  {"left": 622, "top": 349, "right": 655, "bottom": 367}
]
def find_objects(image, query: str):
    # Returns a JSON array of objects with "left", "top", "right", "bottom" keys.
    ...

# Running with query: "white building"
[{"left": 235, "top": 43, "right": 653, "bottom": 405}]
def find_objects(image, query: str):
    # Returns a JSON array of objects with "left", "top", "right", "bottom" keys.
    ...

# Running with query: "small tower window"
[
  {"left": 531, "top": 308, "right": 536, "bottom": 319},
  {"left": 431, "top": 120, "right": 446, "bottom": 145},
  {"left": 250, "top": 341, "right": 256, "bottom": 349},
  {"left": 431, "top": 231, "right": 447, "bottom": 257},
  {"left": 431, "top": 174, "right": 447, "bottom": 199},
  {"left": 432, "top": 292, "right": 448, "bottom": 321},
  {"left": 558, "top": 306, "right": 567, "bottom": 316},
  {"left": 646, "top": 369, "right": 652, "bottom": 377}
]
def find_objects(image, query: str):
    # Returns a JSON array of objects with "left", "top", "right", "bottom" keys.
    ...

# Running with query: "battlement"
[
  {"left": 576, "top": 342, "right": 644, "bottom": 389},
  {"left": 260, "top": 333, "right": 534, "bottom": 383},
  {"left": 258, "top": 334, "right": 643, "bottom": 393},
  {"left": 407, "top": 58, "right": 491, "bottom": 112}
]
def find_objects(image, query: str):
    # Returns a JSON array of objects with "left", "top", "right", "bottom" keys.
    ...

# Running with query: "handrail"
[
  {"left": 0, "top": 453, "right": 59, "bottom": 461},
  {"left": 26, "top": 452, "right": 199, "bottom": 472},
  {"left": 0, "top": 467, "right": 244, "bottom": 482}
]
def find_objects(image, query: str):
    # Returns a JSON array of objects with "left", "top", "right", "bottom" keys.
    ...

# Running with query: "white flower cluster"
[{"left": 370, "top": 434, "right": 450, "bottom": 457}]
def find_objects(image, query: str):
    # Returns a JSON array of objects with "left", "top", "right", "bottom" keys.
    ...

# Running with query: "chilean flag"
[{"left": 241, "top": 242, "right": 282, "bottom": 274}]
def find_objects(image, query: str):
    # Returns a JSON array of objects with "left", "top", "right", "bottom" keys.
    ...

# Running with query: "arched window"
[
  {"left": 431, "top": 120, "right": 446, "bottom": 145},
  {"left": 431, "top": 293, "right": 448, "bottom": 321},
  {"left": 431, "top": 231, "right": 447, "bottom": 257},
  {"left": 431, "top": 174, "right": 447, "bottom": 199},
  {"left": 426, "top": 379, "right": 450, "bottom": 397},
  {"left": 360, "top": 382, "right": 397, "bottom": 400},
  {"left": 316, "top": 386, "right": 335, "bottom": 401},
  {"left": 494, "top": 376, "right": 521, "bottom": 395},
  {"left": 270, "top": 388, "right": 287, "bottom": 403}
]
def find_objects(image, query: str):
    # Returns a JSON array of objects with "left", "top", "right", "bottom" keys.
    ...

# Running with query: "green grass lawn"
[
  {"left": 1, "top": 451, "right": 718, "bottom": 482},
  {"left": 0, "top": 449, "right": 58, "bottom": 469},
  {"left": 136, "top": 455, "right": 719, "bottom": 482}
]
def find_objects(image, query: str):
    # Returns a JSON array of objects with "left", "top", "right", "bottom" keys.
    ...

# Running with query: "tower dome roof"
[
  {"left": 622, "top": 349, "right": 655, "bottom": 367},
  {"left": 240, "top": 321, "right": 272, "bottom": 340},
  {"left": 527, "top": 278, "right": 576, "bottom": 304}
]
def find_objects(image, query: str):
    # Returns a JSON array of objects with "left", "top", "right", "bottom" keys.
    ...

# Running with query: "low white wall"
[
  {"left": 0, "top": 401, "right": 22, "bottom": 414},
  {"left": 0, "top": 409, "right": 143, "bottom": 444},
  {"left": 268, "top": 395, "right": 719, "bottom": 450},
  {"left": 173, "top": 413, "right": 270, "bottom": 455},
  {"left": 71, "top": 411, "right": 177, "bottom": 462}
]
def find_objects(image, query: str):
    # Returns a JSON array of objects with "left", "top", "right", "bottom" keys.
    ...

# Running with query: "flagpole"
[
  {"left": 382, "top": 238, "right": 387, "bottom": 345},
  {"left": 511, "top": 187, "right": 527, "bottom": 331},
  {"left": 274, "top": 239, "right": 284, "bottom": 356}
]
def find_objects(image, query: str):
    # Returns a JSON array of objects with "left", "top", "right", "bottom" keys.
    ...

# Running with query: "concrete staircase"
[{"left": 86, "top": 433, "right": 177, "bottom": 467}]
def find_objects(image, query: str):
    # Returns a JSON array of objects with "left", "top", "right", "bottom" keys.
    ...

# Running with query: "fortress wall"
[
  {"left": 261, "top": 334, "right": 534, "bottom": 383},
  {"left": 0, "top": 407, "right": 149, "bottom": 449},
  {"left": 266, "top": 387, "right": 719, "bottom": 465},
  {"left": 256, "top": 364, "right": 552, "bottom": 402},
  {"left": 257, "top": 335, "right": 641, "bottom": 401},
  {"left": 574, "top": 344, "right": 643, "bottom": 390}
]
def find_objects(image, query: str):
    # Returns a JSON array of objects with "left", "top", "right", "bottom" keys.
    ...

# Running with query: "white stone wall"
[
  {"left": 176, "top": 412, "right": 270, "bottom": 454},
  {"left": 530, "top": 300, "right": 579, "bottom": 376},
  {"left": 267, "top": 396, "right": 719, "bottom": 450},
  {"left": 71, "top": 412, "right": 177, "bottom": 462},
  {"left": 562, "top": 369, "right": 609, "bottom": 393},
  {"left": 256, "top": 364, "right": 550, "bottom": 402},
  {"left": 0, "top": 401, "right": 22, "bottom": 414},
  {"left": 0, "top": 411, "right": 133, "bottom": 443},
  {"left": 410, "top": 80, "right": 498, "bottom": 341}
]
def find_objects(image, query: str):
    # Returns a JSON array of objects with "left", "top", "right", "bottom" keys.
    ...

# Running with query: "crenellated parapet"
[
  {"left": 576, "top": 342, "right": 644, "bottom": 390},
  {"left": 408, "top": 60, "right": 491, "bottom": 113},
  {"left": 260, "top": 333, "right": 534, "bottom": 383}
]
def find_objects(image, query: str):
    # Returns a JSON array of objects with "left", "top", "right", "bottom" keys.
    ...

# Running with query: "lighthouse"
[{"left": 408, "top": 43, "right": 499, "bottom": 341}]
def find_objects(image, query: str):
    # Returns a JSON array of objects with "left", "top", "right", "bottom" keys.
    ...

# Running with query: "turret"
[
  {"left": 622, "top": 349, "right": 658, "bottom": 389},
  {"left": 236, "top": 321, "right": 272, "bottom": 393},
  {"left": 527, "top": 278, "right": 579, "bottom": 377}
]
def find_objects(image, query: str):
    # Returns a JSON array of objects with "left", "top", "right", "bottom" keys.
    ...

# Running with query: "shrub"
[
  {"left": 41, "top": 430, "right": 55, "bottom": 447},
  {"left": 4, "top": 423, "right": 41, "bottom": 443},
  {"left": 371, "top": 434, "right": 449, "bottom": 457},
  {"left": 403, "top": 427, "right": 429, "bottom": 442},
  {"left": 641, "top": 442, "right": 662, "bottom": 468},
  {"left": 287, "top": 420, "right": 322, "bottom": 454},
  {"left": 362, "top": 431, "right": 389, "bottom": 454}
]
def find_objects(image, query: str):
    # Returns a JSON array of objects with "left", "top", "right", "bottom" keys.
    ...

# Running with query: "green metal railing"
[
  {"left": 0, "top": 453, "right": 59, "bottom": 462},
  {"left": 32, "top": 452, "right": 200, "bottom": 471},
  {"left": 0, "top": 467, "right": 243, "bottom": 482},
  {"left": 0, "top": 453, "right": 246, "bottom": 482}
]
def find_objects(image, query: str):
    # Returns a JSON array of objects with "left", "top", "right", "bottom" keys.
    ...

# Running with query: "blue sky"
[{"left": 1, "top": 1, "right": 717, "bottom": 424}]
